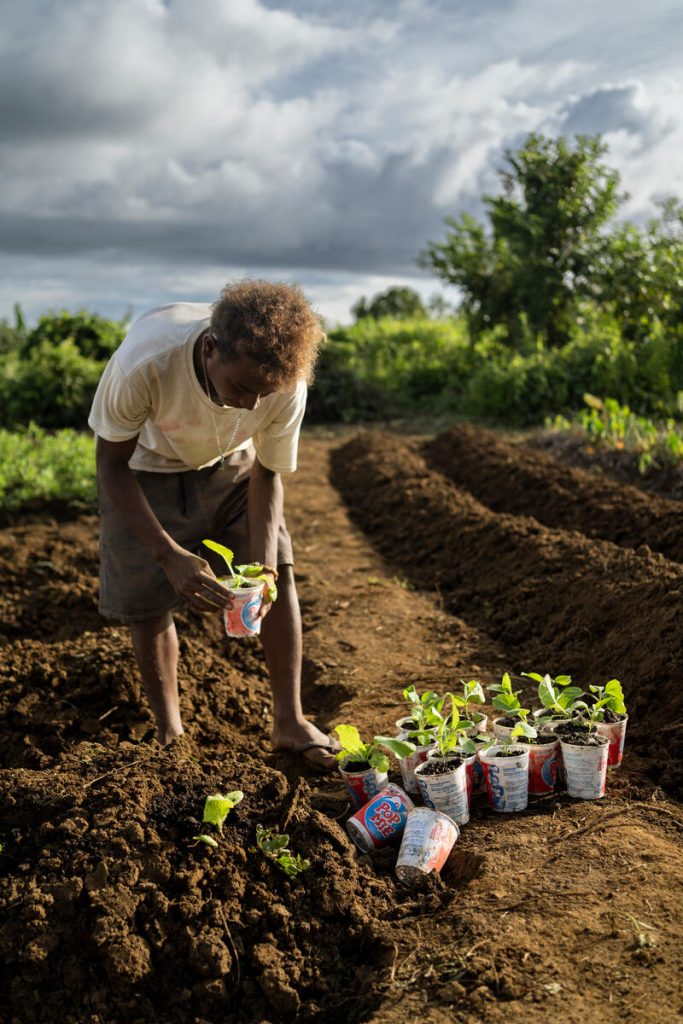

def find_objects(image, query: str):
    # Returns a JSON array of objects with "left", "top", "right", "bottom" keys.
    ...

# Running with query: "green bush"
[
  {"left": 307, "top": 311, "right": 683, "bottom": 426},
  {"left": 23, "top": 309, "right": 127, "bottom": 360},
  {"left": 0, "top": 425, "right": 96, "bottom": 518},
  {"left": 0, "top": 340, "right": 105, "bottom": 429}
]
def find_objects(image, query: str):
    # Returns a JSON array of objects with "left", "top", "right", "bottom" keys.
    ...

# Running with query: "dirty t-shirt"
[{"left": 88, "top": 302, "right": 307, "bottom": 473}]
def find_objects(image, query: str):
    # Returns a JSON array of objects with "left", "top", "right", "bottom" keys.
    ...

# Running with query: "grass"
[
  {"left": 0, "top": 424, "right": 97, "bottom": 517},
  {"left": 547, "top": 395, "right": 683, "bottom": 474}
]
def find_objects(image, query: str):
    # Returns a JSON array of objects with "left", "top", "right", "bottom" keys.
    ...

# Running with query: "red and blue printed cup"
[{"left": 346, "top": 783, "right": 415, "bottom": 853}]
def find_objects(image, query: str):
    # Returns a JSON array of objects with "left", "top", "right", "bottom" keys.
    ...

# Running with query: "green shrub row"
[
  {"left": 307, "top": 309, "right": 683, "bottom": 426},
  {"left": 0, "top": 425, "right": 97, "bottom": 519}
]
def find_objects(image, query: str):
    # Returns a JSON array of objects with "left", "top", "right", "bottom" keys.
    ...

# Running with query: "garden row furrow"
[
  {"left": 423, "top": 423, "right": 683, "bottom": 563},
  {"left": 330, "top": 432, "right": 683, "bottom": 796}
]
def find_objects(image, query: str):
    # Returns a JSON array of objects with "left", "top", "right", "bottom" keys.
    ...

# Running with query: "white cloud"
[{"left": 0, "top": 0, "right": 682, "bottom": 323}]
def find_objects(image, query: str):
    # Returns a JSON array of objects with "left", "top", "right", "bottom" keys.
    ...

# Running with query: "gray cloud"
[{"left": 1, "top": 0, "right": 682, "bottom": 323}]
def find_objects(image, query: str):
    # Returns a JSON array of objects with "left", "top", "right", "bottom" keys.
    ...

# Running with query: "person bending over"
[{"left": 88, "top": 279, "right": 337, "bottom": 770}]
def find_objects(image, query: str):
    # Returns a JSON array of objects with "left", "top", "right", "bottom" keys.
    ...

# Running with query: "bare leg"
[
  {"left": 260, "top": 566, "right": 337, "bottom": 769},
  {"left": 129, "top": 612, "right": 184, "bottom": 745}
]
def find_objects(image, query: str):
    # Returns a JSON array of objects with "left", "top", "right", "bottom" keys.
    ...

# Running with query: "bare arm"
[
  {"left": 246, "top": 458, "right": 283, "bottom": 618},
  {"left": 96, "top": 436, "right": 229, "bottom": 612}
]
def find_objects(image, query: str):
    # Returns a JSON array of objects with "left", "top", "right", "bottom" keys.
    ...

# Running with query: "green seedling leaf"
[
  {"left": 521, "top": 671, "right": 545, "bottom": 683},
  {"left": 374, "top": 736, "right": 417, "bottom": 760},
  {"left": 511, "top": 721, "right": 538, "bottom": 740},
  {"left": 368, "top": 750, "right": 390, "bottom": 773},
  {"left": 492, "top": 692, "right": 522, "bottom": 713},
  {"left": 555, "top": 675, "right": 573, "bottom": 686},
  {"left": 605, "top": 678, "right": 627, "bottom": 714},
  {"left": 202, "top": 538, "right": 235, "bottom": 576},
  {"left": 463, "top": 680, "right": 485, "bottom": 704},
  {"left": 192, "top": 834, "right": 219, "bottom": 848},
  {"left": 253, "top": 825, "right": 311, "bottom": 878},
  {"left": 203, "top": 791, "right": 244, "bottom": 833},
  {"left": 557, "top": 686, "right": 585, "bottom": 707},
  {"left": 334, "top": 724, "right": 368, "bottom": 761},
  {"left": 403, "top": 684, "right": 420, "bottom": 704},
  {"left": 538, "top": 677, "right": 558, "bottom": 708}
]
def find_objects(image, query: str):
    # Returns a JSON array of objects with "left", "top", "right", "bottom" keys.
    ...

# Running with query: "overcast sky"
[{"left": 1, "top": 0, "right": 682, "bottom": 325}]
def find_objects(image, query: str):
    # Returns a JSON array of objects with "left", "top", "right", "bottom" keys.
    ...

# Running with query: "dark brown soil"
[
  {"left": 330, "top": 431, "right": 683, "bottom": 798},
  {"left": 424, "top": 423, "right": 683, "bottom": 562},
  {"left": 1, "top": 427, "right": 683, "bottom": 1024},
  {"left": 417, "top": 756, "right": 463, "bottom": 776}
]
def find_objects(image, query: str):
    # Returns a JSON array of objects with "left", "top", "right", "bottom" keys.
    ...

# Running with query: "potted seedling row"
[
  {"left": 479, "top": 721, "right": 536, "bottom": 812},
  {"left": 394, "top": 685, "right": 445, "bottom": 794},
  {"left": 334, "top": 724, "right": 415, "bottom": 809},
  {"left": 203, "top": 539, "right": 278, "bottom": 637},
  {"left": 414, "top": 702, "right": 472, "bottom": 825},
  {"left": 452, "top": 679, "right": 489, "bottom": 737}
]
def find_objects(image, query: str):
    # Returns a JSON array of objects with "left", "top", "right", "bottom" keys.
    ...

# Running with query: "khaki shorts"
[{"left": 98, "top": 446, "right": 294, "bottom": 622}]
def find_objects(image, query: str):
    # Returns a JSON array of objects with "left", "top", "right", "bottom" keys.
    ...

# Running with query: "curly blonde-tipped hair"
[{"left": 210, "top": 280, "right": 325, "bottom": 388}]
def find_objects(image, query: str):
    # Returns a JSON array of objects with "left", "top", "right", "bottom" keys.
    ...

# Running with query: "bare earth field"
[{"left": 1, "top": 426, "right": 682, "bottom": 1024}]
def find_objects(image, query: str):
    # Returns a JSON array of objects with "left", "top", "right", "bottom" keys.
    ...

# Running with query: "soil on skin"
[{"left": 0, "top": 426, "right": 682, "bottom": 1024}]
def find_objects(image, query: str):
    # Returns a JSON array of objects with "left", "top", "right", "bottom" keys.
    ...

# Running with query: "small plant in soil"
[
  {"left": 192, "top": 790, "right": 244, "bottom": 848},
  {"left": 585, "top": 678, "right": 627, "bottom": 722},
  {"left": 522, "top": 671, "right": 586, "bottom": 722},
  {"left": 487, "top": 672, "right": 531, "bottom": 726},
  {"left": 419, "top": 703, "right": 473, "bottom": 774},
  {"left": 252, "top": 824, "right": 311, "bottom": 878},
  {"left": 334, "top": 724, "right": 415, "bottom": 773},
  {"left": 452, "top": 679, "right": 487, "bottom": 728},
  {"left": 400, "top": 685, "right": 446, "bottom": 744},
  {"left": 202, "top": 539, "right": 278, "bottom": 601}
]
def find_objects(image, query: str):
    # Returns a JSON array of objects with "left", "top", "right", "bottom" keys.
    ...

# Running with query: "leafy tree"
[
  {"left": 420, "top": 134, "right": 622, "bottom": 347},
  {"left": 23, "top": 309, "right": 129, "bottom": 360},
  {"left": 595, "top": 198, "right": 683, "bottom": 341},
  {"left": 352, "top": 286, "right": 428, "bottom": 322}
]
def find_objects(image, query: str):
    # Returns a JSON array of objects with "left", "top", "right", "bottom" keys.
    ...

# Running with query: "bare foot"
[
  {"left": 158, "top": 725, "right": 184, "bottom": 747},
  {"left": 271, "top": 719, "right": 340, "bottom": 771}
]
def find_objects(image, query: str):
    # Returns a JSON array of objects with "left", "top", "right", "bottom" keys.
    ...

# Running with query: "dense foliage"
[
  {"left": 420, "top": 134, "right": 683, "bottom": 349},
  {"left": 0, "top": 425, "right": 96, "bottom": 519},
  {"left": 309, "top": 310, "right": 683, "bottom": 427},
  {"left": 0, "top": 309, "right": 127, "bottom": 429}
]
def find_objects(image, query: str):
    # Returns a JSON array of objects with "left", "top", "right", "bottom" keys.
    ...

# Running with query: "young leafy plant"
[
  {"left": 334, "top": 724, "right": 415, "bottom": 773},
  {"left": 522, "top": 671, "right": 585, "bottom": 719},
  {"left": 191, "top": 791, "right": 244, "bottom": 849},
  {"left": 253, "top": 824, "right": 310, "bottom": 878},
  {"left": 487, "top": 672, "right": 530, "bottom": 721},
  {"left": 452, "top": 679, "right": 486, "bottom": 723},
  {"left": 401, "top": 685, "right": 446, "bottom": 744},
  {"left": 587, "top": 678, "right": 627, "bottom": 718},
  {"left": 203, "top": 791, "right": 244, "bottom": 833},
  {"left": 431, "top": 699, "right": 475, "bottom": 758},
  {"left": 202, "top": 539, "right": 277, "bottom": 602}
]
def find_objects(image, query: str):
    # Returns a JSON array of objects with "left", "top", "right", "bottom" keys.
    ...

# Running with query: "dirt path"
[{"left": 1, "top": 429, "right": 682, "bottom": 1024}]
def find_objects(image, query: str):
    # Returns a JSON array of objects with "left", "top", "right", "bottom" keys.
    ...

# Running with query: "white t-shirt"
[{"left": 88, "top": 302, "right": 307, "bottom": 473}]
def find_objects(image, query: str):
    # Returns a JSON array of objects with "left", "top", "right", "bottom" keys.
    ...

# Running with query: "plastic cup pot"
[
  {"left": 523, "top": 735, "right": 560, "bottom": 796},
  {"left": 395, "top": 716, "right": 416, "bottom": 736},
  {"left": 398, "top": 741, "right": 436, "bottom": 796},
  {"left": 464, "top": 712, "right": 489, "bottom": 738},
  {"left": 458, "top": 739, "right": 489, "bottom": 806},
  {"left": 414, "top": 753, "right": 469, "bottom": 826},
  {"left": 479, "top": 745, "right": 530, "bottom": 812},
  {"left": 491, "top": 717, "right": 518, "bottom": 742},
  {"left": 559, "top": 733, "right": 609, "bottom": 800},
  {"left": 596, "top": 715, "right": 628, "bottom": 768},
  {"left": 338, "top": 759, "right": 388, "bottom": 810},
  {"left": 346, "top": 784, "right": 414, "bottom": 853},
  {"left": 395, "top": 807, "right": 459, "bottom": 887},
  {"left": 221, "top": 579, "right": 263, "bottom": 637}
]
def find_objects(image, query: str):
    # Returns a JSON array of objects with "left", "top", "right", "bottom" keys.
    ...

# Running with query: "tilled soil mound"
[
  {"left": 2, "top": 434, "right": 683, "bottom": 1024},
  {"left": 424, "top": 424, "right": 683, "bottom": 562},
  {"left": 331, "top": 432, "right": 683, "bottom": 795}
]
